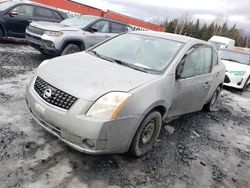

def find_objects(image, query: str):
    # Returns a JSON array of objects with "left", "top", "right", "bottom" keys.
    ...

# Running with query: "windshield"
[
  {"left": 0, "top": 1, "right": 16, "bottom": 11},
  {"left": 90, "top": 33, "right": 184, "bottom": 72},
  {"left": 209, "top": 41, "right": 226, "bottom": 50},
  {"left": 60, "top": 16, "right": 97, "bottom": 28},
  {"left": 220, "top": 50, "right": 250, "bottom": 65}
]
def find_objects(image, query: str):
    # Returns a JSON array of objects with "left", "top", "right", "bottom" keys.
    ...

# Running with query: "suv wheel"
[
  {"left": 129, "top": 110, "right": 162, "bottom": 157},
  {"left": 61, "top": 44, "right": 81, "bottom": 56},
  {"left": 204, "top": 86, "right": 221, "bottom": 112}
]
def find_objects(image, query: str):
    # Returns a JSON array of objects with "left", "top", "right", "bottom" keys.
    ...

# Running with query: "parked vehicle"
[
  {"left": 221, "top": 49, "right": 250, "bottom": 91},
  {"left": 209, "top": 36, "right": 235, "bottom": 50},
  {"left": 0, "top": 1, "right": 67, "bottom": 39},
  {"left": 25, "top": 31, "right": 225, "bottom": 157},
  {"left": 25, "top": 15, "right": 133, "bottom": 56}
]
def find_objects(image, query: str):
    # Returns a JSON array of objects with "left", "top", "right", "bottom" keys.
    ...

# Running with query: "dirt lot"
[{"left": 0, "top": 41, "right": 250, "bottom": 188}]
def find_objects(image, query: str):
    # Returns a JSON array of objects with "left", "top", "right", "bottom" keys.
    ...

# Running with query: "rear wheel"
[
  {"left": 61, "top": 44, "right": 81, "bottom": 56},
  {"left": 242, "top": 76, "right": 250, "bottom": 92},
  {"left": 129, "top": 111, "right": 162, "bottom": 157},
  {"left": 203, "top": 86, "right": 221, "bottom": 112}
]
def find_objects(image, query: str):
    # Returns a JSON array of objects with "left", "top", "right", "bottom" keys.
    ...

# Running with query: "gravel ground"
[{"left": 0, "top": 41, "right": 250, "bottom": 188}]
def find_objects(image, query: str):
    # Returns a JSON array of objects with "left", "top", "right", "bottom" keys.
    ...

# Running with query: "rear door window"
[
  {"left": 34, "top": 7, "right": 56, "bottom": 19},
  {"left": 111, "top": 22, "right": 128, "bottom": 33}
]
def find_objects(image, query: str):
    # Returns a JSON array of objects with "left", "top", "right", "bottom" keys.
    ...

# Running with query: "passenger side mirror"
[
  {"left": 87, "top": 27, "right": 98, "bottom": 33},
  {"left": 8, "top": 11, "right": 18, "bottom": 17},
  {"left": 176, "top": 59, "right": 185, "bottom": 80}
]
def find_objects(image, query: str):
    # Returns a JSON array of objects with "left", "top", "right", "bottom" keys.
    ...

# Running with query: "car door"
[
  {"left": 3, "top": 4, "right": 34, "bottom": 37},
  {"left": 84, "top": 20, "right": 111, "bottom": 48},
  {"left": 167, "top": 45, "right": 214, "bottom": 117},
  {"left": 33, "top": 6, "right": 58, "bottom": 23}
]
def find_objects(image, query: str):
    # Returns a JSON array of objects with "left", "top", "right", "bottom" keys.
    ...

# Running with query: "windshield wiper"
[
  {"left": 88, "top": 50, "right": 104, "bottom": 59},
  {"left": 109, "top": 58, "right": 151, "bottom": 73},
  {"left": 222, "top": 58, "right": 242, "bottom": 64}
]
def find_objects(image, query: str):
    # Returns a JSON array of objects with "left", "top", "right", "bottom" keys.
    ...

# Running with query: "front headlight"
[
  {"left": 228, "top": 71, "right": 245, "bottom": 76},
  {"left": 44, "top": 31, "right": 63, "bottom": 37},
  {"left": 86, "top": 92, "right": 132, "bottom": 119}
]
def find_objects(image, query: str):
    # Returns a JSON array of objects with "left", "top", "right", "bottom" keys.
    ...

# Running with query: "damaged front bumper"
[{"left": 25, "top": 77, "right": 141, "bottom": 154}]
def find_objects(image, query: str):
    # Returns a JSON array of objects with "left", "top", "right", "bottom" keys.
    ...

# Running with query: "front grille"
[
  {"left": 27, "top": 26, "right": 44, "bottom": 35},
  {"left": 34, "top": 77, "right": 77, "bottom": 110},
  {"left": 26, "top": 33, "right": 41, "bottom": 40}
]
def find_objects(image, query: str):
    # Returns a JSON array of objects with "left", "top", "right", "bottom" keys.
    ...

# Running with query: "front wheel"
[
  {"left": 129, "top": 111, "right": 162, "bottom": 157},
  {"left": 61, "top": 44, "right": 81, "bottom": 56},
  {"left": 203, "top": 86, "right": 221, "bottom": 112}
]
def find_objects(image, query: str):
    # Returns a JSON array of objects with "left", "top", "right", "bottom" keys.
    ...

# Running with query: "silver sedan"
[{"left": 25, "top": 31, "right": 226, "bottom": 157}]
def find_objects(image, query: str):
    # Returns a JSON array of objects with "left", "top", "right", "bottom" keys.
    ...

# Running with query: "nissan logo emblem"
[{"left": 43, "top": 88, "right": 52, "bottom": 99}]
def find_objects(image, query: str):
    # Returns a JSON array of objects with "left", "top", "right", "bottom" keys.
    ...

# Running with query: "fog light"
[
  {"left": 237, "top": 78, "right": 243, "bottom": 86},
  {"left": 82, "top": 139, "right": 95, "bottom": 148},
  {"left": 45, "top": 41, "right": 55, "bottom": 48}
]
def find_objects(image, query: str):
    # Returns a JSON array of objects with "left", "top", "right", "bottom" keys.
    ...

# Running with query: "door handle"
[
  {"left": 104, "top": 35, "right": 110, "bottom": 37},
  {"left": 216, "top": 72, "right": 220, "bottom": 76},
  {"left": 203, "top": 81, "right": 210, "bottom": 88}
]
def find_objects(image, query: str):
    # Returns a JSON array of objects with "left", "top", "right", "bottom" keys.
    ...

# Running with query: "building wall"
[{"left": 31, "top": 0, "right": 164, "bottom": 31}]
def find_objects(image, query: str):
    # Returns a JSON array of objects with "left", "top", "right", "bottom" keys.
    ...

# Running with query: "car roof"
[
  {"left": 7, "top": 0, "right": 62, "bottom": 11},
  {"left": 131, "top": 31, "right": 205, "bottom": 44},
  {"left": 75, "top": 15, "right": 131, "bottom": 27}
]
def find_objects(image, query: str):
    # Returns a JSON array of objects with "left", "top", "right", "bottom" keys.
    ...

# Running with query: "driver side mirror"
[
  {"left": 176, "top": 59, "right": 185, "bottom": 80},
  {"left": 87, "top": 27, "right": 98, "bottom": 33},
  {"left": 8, "top": 11, "right": 18, "bottom": 17}
]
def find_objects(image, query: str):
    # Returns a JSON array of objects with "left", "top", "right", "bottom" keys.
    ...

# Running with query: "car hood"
[
  {"left": 37, "top": 52, "right": 159, "bottom": 101},
  {"left": 30, "top": 21, "right": 80, "bottom": 32},
  {"left": 222, "top": 60, "right": 249, "bottom": 72}
]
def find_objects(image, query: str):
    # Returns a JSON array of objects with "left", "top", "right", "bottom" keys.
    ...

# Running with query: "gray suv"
[{"left": 25, "top": 15, "right": 133, "bottom": 56}]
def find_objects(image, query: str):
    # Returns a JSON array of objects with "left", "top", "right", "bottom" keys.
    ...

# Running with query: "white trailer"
[{"left": 209, "top": 36, "right": 235, "bottom": 50}]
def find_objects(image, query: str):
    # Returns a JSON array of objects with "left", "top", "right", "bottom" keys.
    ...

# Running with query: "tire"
[
  {"left": 61, "top": 44, "right": 81, "bottom": 56},
  {"left": 129, "top": 111, "right": 162, "bottom": 157},
  {"left": 242, "top": 76, "right": 250, "bottom": 92},
  {"left": 203, "top": 86, "right": 221, "bottom": 112}
]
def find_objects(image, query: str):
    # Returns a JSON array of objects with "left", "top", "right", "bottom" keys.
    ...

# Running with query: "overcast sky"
[{"left": 74, "top": 0, "right": 250, "bottom": 32}]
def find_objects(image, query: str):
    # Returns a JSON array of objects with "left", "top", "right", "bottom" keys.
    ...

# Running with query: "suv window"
[
  {"left": 52, "top": 11, "right": 63, "bottom": 20},
  {"left": 91, "top": 21, "right": 109, "bottom": 33},
  {"left": 181, "top": 46, "right": 213, "bottom": 78},
  {"left": 111, "top": 22, "right": 128, "bottom": 33},
  {"left": 34, "top": 7, "right": 55, "bottom": 19},
  {"left": 13, "top": 5, "right": 33, "bottom": 16}
]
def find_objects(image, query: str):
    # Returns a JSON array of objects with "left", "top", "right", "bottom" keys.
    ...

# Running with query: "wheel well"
[
  {"left": 151, "top": 105, "right": 166, "bottom": 118},
  {"left": 62, "top": 41, "right": 85, "bottom": 51}
]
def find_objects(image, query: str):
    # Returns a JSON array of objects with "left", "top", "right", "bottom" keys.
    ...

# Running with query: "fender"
[{"left": 60, "top": 38, "right": 86, "bottom": 52}]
